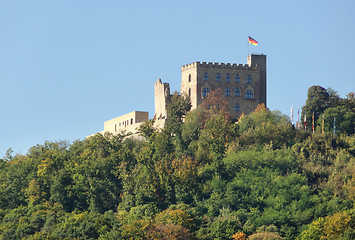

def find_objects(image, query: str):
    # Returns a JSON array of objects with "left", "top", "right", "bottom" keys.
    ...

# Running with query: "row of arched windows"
[
  {"left": 202, "top": 87, "right": 253, "bottom": 99},
  {"left": 226, "top": 87, "right": 253, "bottom": 99},
  {"left": 203, "top": 72, "right": 251, "bottom": 83}
]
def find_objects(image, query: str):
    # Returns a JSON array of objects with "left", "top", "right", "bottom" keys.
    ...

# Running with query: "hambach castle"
[{"left": 91, "top": 54, "right": 266, "bottom": 137}]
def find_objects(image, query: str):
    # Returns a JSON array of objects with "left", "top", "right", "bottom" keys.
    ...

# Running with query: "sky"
[{"left": 1, "top": 0, "right": 354, "bottom": 157}]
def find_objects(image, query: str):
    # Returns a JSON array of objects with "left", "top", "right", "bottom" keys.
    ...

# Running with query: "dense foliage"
[
  {"left": 302, "top": 86, "right": 355, "bottom": 135},
  {"left": 0, "top": 86, "right": 354, "bottom": 239}
]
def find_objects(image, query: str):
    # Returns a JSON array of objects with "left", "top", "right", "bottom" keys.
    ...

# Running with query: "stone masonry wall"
[{"left": 180, "top": 55, "right": 266, "bottom": 119}]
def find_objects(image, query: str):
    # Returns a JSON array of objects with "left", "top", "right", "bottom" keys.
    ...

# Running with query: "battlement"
[{"left": 181, "top": 61, "right": 258, "bottom": 71}]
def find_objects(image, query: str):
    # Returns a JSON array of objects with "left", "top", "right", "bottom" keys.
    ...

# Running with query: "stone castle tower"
[
  {"left": 91, "top": 54, "right": 267, "bottom": 137},
  {"left": 157, "top": 54, "right": 266, "bottom": 120}
]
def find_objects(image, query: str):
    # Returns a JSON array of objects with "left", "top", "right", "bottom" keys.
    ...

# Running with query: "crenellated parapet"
[{"left": 181, "top": 61, "right": 258, "bottom": 71}]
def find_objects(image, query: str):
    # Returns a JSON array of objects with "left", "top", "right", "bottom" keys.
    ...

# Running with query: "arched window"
[
  {"left": 247, "top": 74, "right": 252, "bottom": 84},
  {"left": 225, "top": 87, "right": 230, "bottom": 96},
  {"left": 204, "top": 72, "right": 209, "bottom": 81},
  {"left": 188, "top": 74, "right": 191, "bottom": 82},
  {"left": 226, "top": 73, "right": 230, "bottom": 82},
  {"left": 235, "top": 87, "right": 240, "bottom": 96},
  {"left": 235, "top": 74, "right": 240, "bottom": 82},
  {"left": 202, "top": 87, "right": 210, "bottom": 97},
  {"left": 216, "top": 73, "right": 221, "bottom": 82},
  {"left": 246, "top": 90, "right": 253, "bottom": 99},
  {"left": 235, "top": 104, "right": 240, "bottom": 111}
]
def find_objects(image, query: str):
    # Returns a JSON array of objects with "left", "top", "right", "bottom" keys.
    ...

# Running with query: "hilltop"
[{"left": 0, "top": 85, "right": 354, "bottom": 239}]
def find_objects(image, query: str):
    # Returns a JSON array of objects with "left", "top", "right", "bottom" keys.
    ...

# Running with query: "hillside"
[{"left": 0, "top": 86, "right": 354, "bottom": 240}]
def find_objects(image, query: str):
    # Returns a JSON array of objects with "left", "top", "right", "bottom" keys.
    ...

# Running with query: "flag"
[
  {"left": 304, "top": 112, "right": 307, "bottom": 130},
  {"left": 248, "top": 36, "right": 258, "bottom": 46},
  {"left": 312, "top": 112, "right": 315, "bottom": 133}
]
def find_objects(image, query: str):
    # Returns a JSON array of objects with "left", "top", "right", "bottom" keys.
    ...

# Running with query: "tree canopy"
[{"left": 0, "top": 86, "right": 354, "bottom": 239}]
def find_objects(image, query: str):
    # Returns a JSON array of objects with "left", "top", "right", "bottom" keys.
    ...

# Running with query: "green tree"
[
  {"left": 197, "top": 113, "right": 234, "bottom": 162},
  {"left": 300, "top": 209, "right": 355, "bottom": 240},
  {"left": 237, "top": 104, "right": 295, "bottom": 149},
  {"left": 302, "top": 85, "right": 330, "bottom": 129},
  {"left": 320, "top": 95, "right": 355, "bottom": 135}
]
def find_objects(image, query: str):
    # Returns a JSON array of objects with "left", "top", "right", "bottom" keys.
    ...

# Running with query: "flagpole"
[
  {"left": 312, "top": 112, "right": 315, "bottom": 134},
  {"left": 247, "top": 35, "right": 250, "bottom": 57},
  {"left": 304, "top": 111, "right": 307, "bottom": 131},
  {"left": 290, "top": 104, "right": 294, "bottom": 125}
]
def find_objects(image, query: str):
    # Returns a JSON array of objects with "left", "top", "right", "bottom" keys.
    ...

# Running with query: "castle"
[{"left": 92, "top": 54, "right": 267, "bottom": 136}]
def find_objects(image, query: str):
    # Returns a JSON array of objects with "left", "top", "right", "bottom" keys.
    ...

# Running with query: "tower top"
[{"left": 181, "top": 61, "right": 258, "bottom": 71}]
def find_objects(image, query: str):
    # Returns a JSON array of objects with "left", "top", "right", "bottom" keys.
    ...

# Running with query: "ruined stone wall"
[{"left": 154, "top": 79, "right": 172, "bottom": 120}]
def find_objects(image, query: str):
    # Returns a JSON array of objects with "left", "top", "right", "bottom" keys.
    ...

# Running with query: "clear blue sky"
[{"left": 1, "top": 0, "right": 354, "bottom": 157}]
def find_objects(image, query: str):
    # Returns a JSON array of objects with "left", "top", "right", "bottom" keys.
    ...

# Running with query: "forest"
[{"left": 0, "top": 85, "right": 354, "bottom": 240}]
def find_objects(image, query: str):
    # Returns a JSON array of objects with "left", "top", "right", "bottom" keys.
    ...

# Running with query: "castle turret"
[{"left": 248, "top": 54, "right": 267, "bottom": 106}]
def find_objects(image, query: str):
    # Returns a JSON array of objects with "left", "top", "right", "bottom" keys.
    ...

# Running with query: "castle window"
[
  {"left": 202, "top": 87, "right": 210, "bottom": 97},
  {"left": 216, "top": 73, "right": 221, "bottom": 82},
  {"left": 225, "top": 87, "right": 230, "bottom": 96},
  {"left": 204, "top": 72, "right": 209, "bottom": 81},
  {"left": 247, "top": 74, "right": 252, "bottom": 84},
  {"left": 246, "top": 90, "right": 253, "bottom": 99},
  {"left": 188, "top": 74, "right": 191, "bottom": 82},
  {"left": 226, "top": 73, "right": 230, "bottom": 82},
  {"left": 235, "top": 104, "right": 240, "bottom": 111},
  {"left": 131, "top": 118, "right": 133, "bottom": 125},
  {"left": 235, "top": 87, "right": 240, "bottom": 96},
  {"left": 235, "top": 74, "right": 240, "bottom": 82},
  {"left": 188, "top": 88, "right": 191, "bottom": 97}
]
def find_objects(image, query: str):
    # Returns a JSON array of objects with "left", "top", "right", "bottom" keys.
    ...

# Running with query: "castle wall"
[
  {"left": 180, "top": 62, "right": 199, "bottom": 109},
  {"left": 180, "top": 55, "right": 267, "bottom": 119},
  {"left": 102, "top": 111, "right": 148, "bottom": 134},
  {"left": 90, "top": 54, "right": 267, "bottom": 139}
]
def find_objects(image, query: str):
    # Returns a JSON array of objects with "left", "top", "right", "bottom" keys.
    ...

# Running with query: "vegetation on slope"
[{"left": 0, "top": 86, "right": 354, "bottom": 240}]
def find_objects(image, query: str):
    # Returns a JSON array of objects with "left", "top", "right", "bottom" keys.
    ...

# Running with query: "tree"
[
  {"left": 300, "top": 210, "right": 355, "bottom": 240},
  {"left": 138, "top": 119, "right": 156, "bottom": 140},
  {"left": 172, "top": 156, "right": 199, "bottom": 203},
  {"left": 301, "top": 86, "right": 354, "bottom": 135},
  {"left": 165, "top": 92, "right": 191, "bottom": 136},
  {"left": 237, "top": 104, "right": 295, "bottom": 149},
  {"left": 146, "top": 224, "right": 194, "bottom": 240},
  {"left": 248, "top": 232, "right": 285, "bottom": 240},
  {"left": 232, "top": 232, "right": 247, "bottom": 240},
  {"left": 200, "top": 89, "right": 230, "bottom": 122},
  {"left": 318, "top": 92, "right": 355, "bottom": 135},
  {"left": 164, "top": 93, "right": 192, "bottom": 156},
  {"left": 197, "top": 113, "right": 234, "bottom": 162},
  {"left": 302, "top": 86, "right": 330, "bottom": 130}
]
